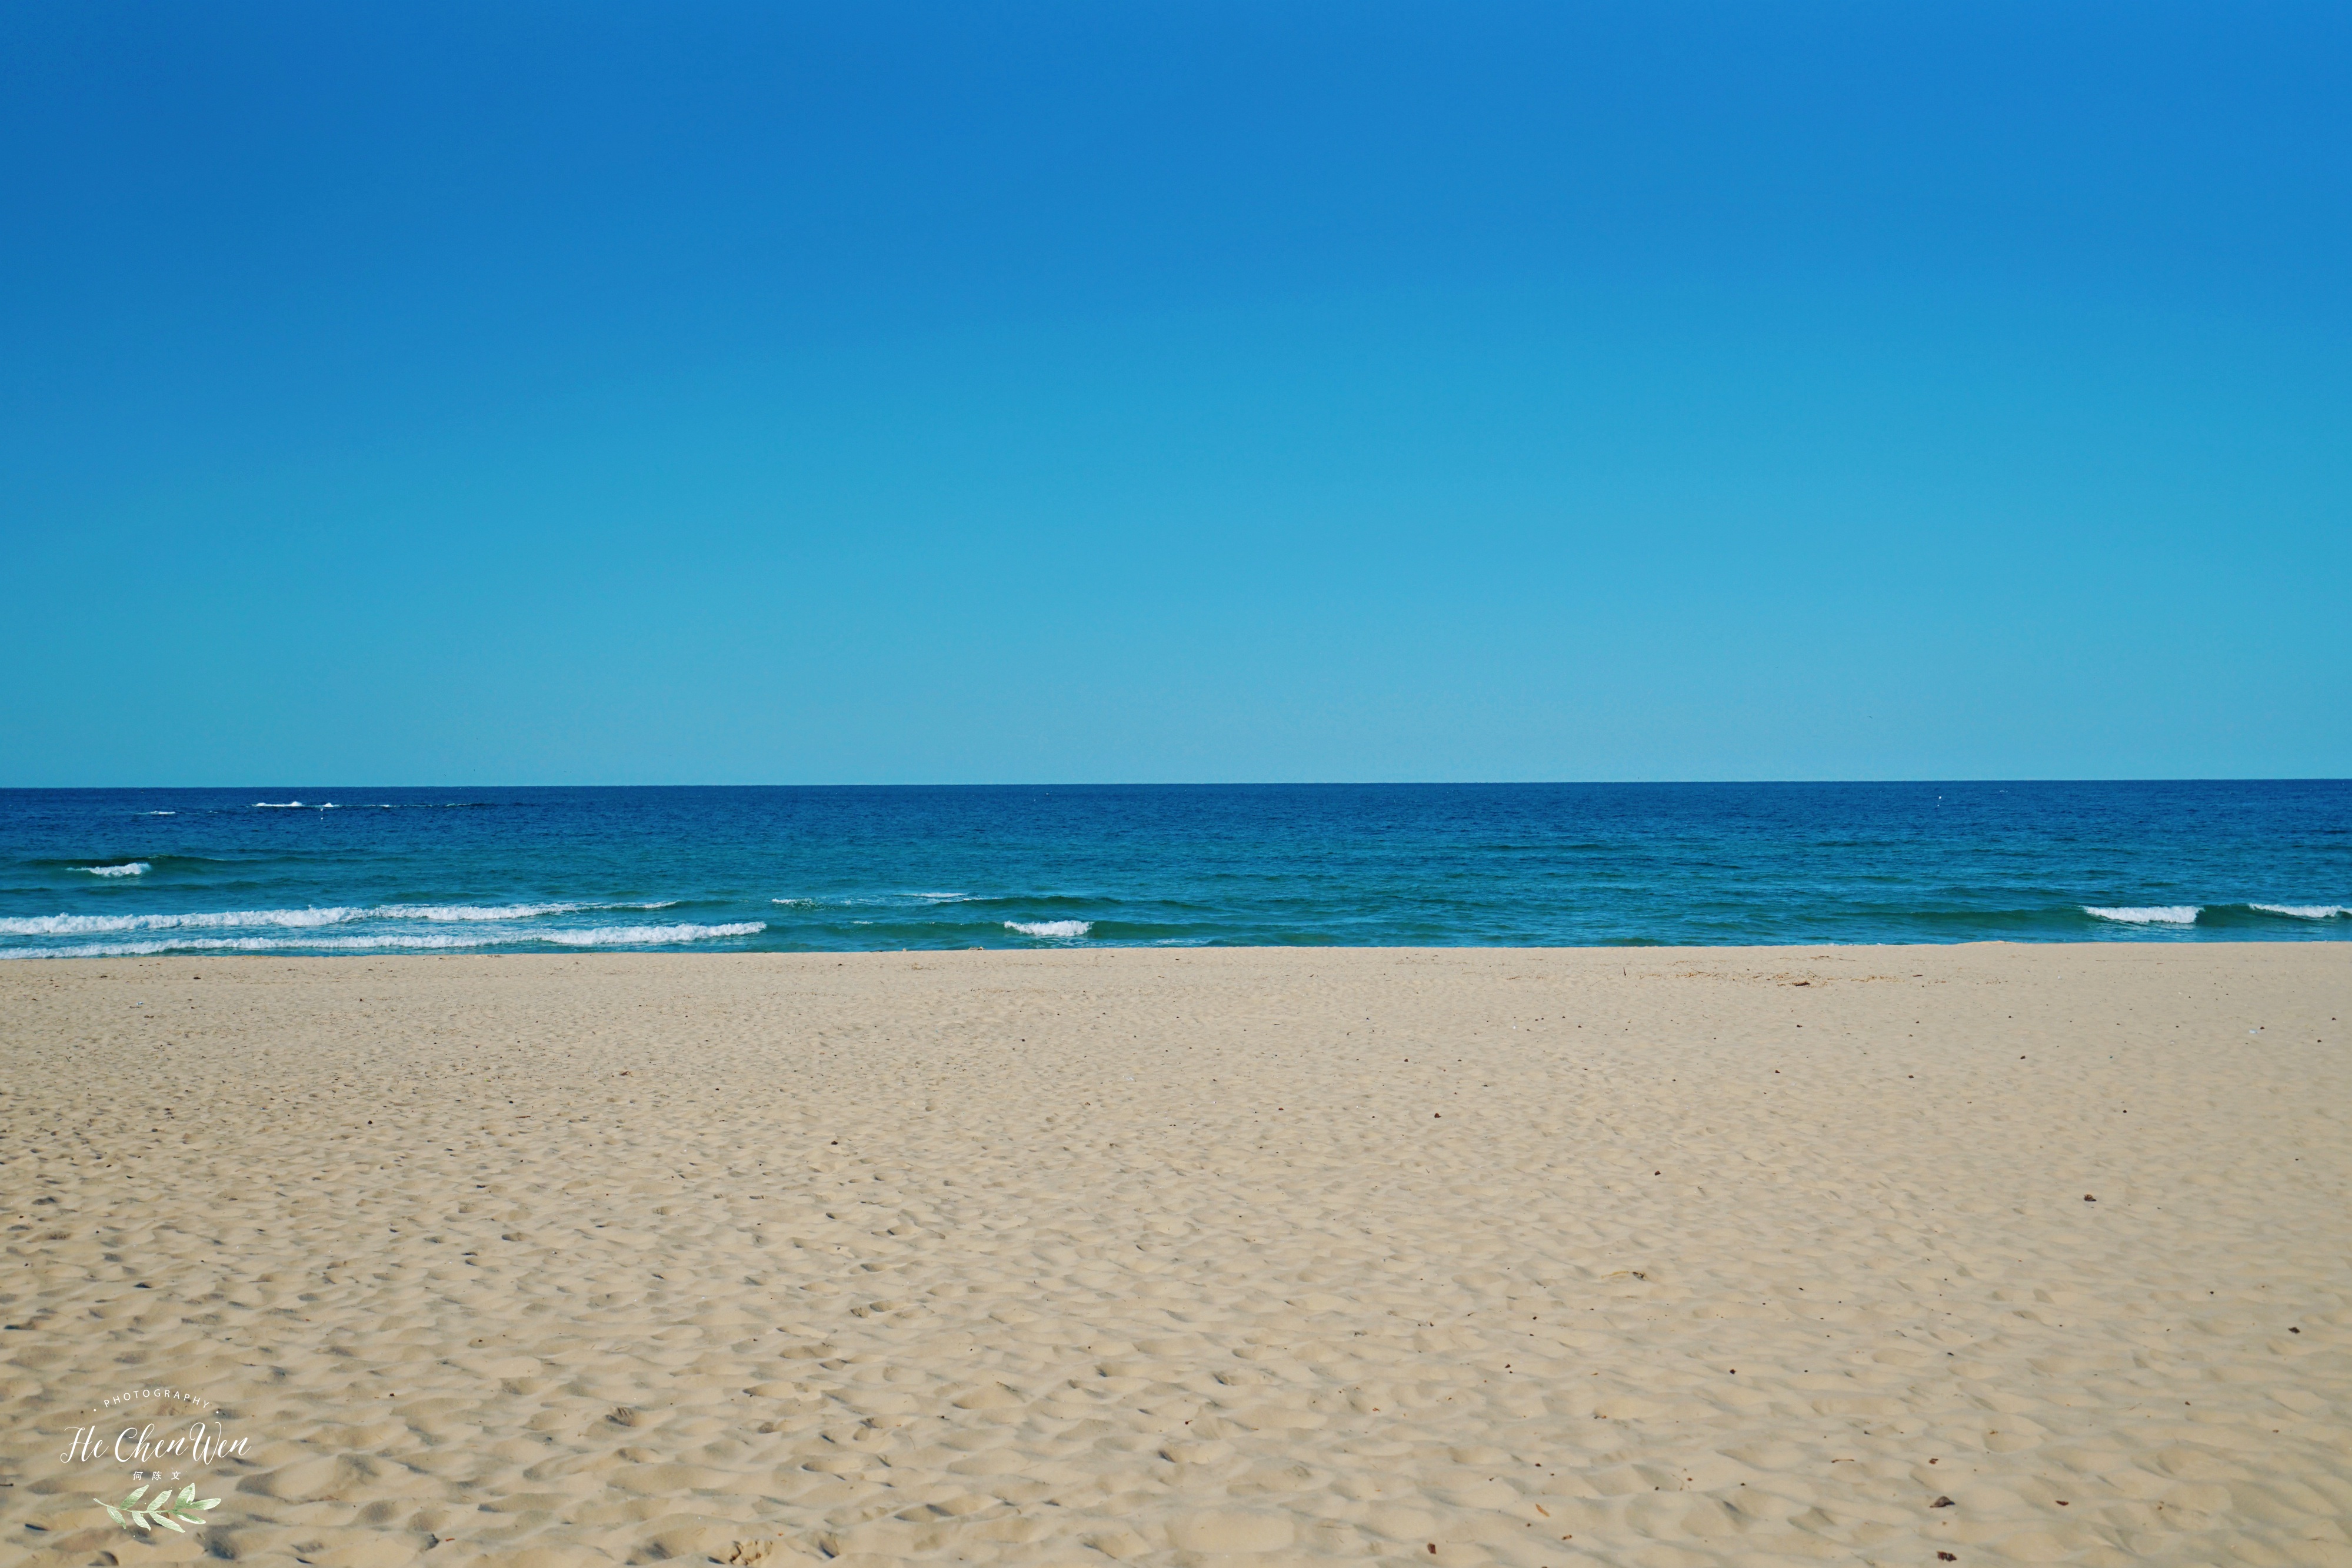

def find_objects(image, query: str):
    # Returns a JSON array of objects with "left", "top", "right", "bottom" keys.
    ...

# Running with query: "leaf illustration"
[{"left": 96, "top": 1480, "right": 222, "bottom": 1536}]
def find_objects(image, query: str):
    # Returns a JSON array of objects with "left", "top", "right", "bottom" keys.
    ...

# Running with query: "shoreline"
[
  {"left": 8, "top": 929, "right": 2351, "bottom": 965},
  {"left": 5, "top": 943, "right": 2344, "bottom": 1566}
]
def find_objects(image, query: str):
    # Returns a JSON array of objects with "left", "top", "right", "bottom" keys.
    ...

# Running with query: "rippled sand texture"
[{"left": 2, "top": 944, "right": 2346, "bottom": 1568}]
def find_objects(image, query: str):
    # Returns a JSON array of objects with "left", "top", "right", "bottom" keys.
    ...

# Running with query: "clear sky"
[{"left": 5, "top": 2, "right": 2346, "bottom": 785}]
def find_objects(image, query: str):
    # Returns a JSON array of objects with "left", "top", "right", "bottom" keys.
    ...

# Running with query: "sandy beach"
[{"left": 2, "top": 943, "right": 2344, "bottom": 1568}]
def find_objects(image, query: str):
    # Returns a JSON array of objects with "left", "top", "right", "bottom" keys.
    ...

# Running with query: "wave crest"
[
  {"left": 2251, "top": 903, "right": 2349, "bottom": 920},
  {"left": 2084, "top": 905, "right": 2200, "bottom": 925},
  {"left": 0, "top": 920, "right": 764, "bottom": 960},
  {"left": 1005, "top": 919, "right": 1091, "bottom": 938},
  {"left": 0, "top": 901, "right": 675, "bottom": 938},
  {"left": 82, "top": 863, "right": 149, "bottom": 878}
]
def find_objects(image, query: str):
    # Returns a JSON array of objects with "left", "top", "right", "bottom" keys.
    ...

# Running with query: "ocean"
[{"left": 1, "top": 782, "right": 2344, "bottom": 959}]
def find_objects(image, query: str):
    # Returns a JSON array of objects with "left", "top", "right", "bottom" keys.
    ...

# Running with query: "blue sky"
[{"left": 5, "top": 2, "right": 2346, "bottom": 785}]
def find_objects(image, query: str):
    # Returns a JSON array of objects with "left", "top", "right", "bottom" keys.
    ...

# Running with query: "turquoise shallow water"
[{"left": 1, "top": 782, "right": 2345, "bottom": 958}]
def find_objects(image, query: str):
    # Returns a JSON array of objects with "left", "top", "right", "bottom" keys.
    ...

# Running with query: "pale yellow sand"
[{"left": 2, "top": 945, "right": 2346, "bottom": 1568}]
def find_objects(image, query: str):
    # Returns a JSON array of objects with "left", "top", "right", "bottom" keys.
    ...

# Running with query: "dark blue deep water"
[{"left": 1, "top": 782, "right": 2345, "bottom": 958}]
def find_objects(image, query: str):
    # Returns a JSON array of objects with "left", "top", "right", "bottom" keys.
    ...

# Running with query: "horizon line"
[{"left": 6, "top": 778, "right": 2348, "bottom": 792}]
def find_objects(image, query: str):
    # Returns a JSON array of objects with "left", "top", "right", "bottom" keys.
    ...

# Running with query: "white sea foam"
[
  {"left": 772, "top": 898, "right": 817, "bottom": 907},
  {"left": 0, "top": 920, "right": 764, "bottom": 960},
  {"left": 538, "top": 922, "right": 761, "bottom": 946},
  {"left": 142, "top": 811, "right": 175, "bottom": 816},
  {"left": 2084, "top": 905, "right": 2200, "bottom": 925},
  {"left": 82, "top": 862, "right": 149, "bottom": 878},
  {"left": 254, "top": 801, "right": 304, "bottom": 808},
  {"left": 0, "top": 901, "right": 661, "bottom": 938},
  {"left": 2251, "top": 903, "right": 2348, "bottom": 920},
  {"left": 0, "top": 909, "right": 342, "bottom": 936},
  {"left": 1005, "top": 919, "right": 1091, "bottom": 938},
  {"left": 379, "top": 902, "right": 590, "bottom": 922}
]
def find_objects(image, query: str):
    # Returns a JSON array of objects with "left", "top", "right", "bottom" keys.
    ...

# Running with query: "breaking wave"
[
  {"left": 82, "top": 863, "right": 149, "bottom": 878},
  {"left": 2084, "top": 905, "right": 2200, "bottom": 925},
  {"left": 2251, "top": 903, "right": 2348, "bottom": 920},
  {"left": 1005, "top": 919, "right": 1091, "bottom": 938},
  {"left": 1, "top": 921, "right": 764, "bottom": 960},
  {"left": 0, "top": 901, "right": 674, "bottom": 937}
]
